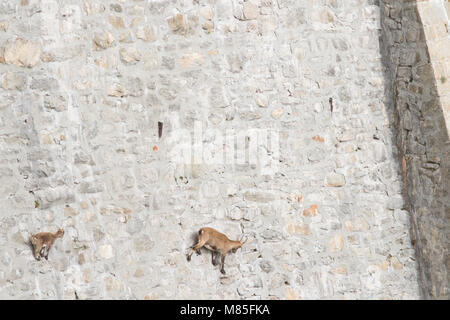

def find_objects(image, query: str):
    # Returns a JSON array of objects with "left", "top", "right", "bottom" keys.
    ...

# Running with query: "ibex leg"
[
  {"left": 187, "top": 239, "right": 206, "bottom": 261},
  {"left": 211, "top": 251, "right": 217, "bottom": 266},
  {"left": 220, "top": 255, "right": 226, "bottom": 274}
]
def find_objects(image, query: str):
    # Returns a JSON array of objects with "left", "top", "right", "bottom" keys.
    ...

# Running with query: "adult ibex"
[{"left": 187, "top": 226, "right": 247, "bottom": 274}]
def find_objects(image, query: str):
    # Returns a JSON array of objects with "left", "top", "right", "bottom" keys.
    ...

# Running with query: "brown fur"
[
  {"left": 187, "top": 227, "right": 247, "bottom": 274},
  {"left": 30, "top": 229, "right": 64, "bottom": 261}
]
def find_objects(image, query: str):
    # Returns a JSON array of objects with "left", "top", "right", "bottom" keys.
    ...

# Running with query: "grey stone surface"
[
  {"left": 380, "top": 0, "right": 449, "bottom": 300},
  {"left": 0, "top": 0, "right": 446, "bottom": 300}
]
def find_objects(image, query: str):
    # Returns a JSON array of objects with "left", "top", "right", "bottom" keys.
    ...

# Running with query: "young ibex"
[
  {"left": 187, "top": 227, "right": 247, "bottom": 274},
  {"left": 30, "top": 229, "right": 64, "bottom": 261}
]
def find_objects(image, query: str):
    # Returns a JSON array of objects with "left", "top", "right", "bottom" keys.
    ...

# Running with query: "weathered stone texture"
[
  {"left": 380, "top": 0, "right": 449, "bottom": 299},
  {"left": 1, "top": 38, "right": 41, "bottom": 68},
  {"left": 1, "top": 0, "right": 447, "bottom": 300}
]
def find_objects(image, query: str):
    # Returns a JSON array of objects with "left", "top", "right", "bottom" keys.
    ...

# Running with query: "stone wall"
[
  {"left": 0, "top": 0, "right": 438, "bottom": 299},
  {"left": 379, "top": 0, "right": 449, "bottom": 299}
]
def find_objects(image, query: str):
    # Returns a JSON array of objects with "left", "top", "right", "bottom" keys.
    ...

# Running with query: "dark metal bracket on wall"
[{"left": 158, "top": 121, "right": 163, "bottom": 139}]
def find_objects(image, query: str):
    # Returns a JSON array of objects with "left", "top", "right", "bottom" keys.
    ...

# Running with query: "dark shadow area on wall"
[{"left": 378, "top": 0, "right": 449, "bottom": 299}]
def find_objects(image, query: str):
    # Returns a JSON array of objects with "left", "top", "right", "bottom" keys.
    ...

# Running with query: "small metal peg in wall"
[{"left": 158, "top": 121, "right": 163, "bottom": 138}]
